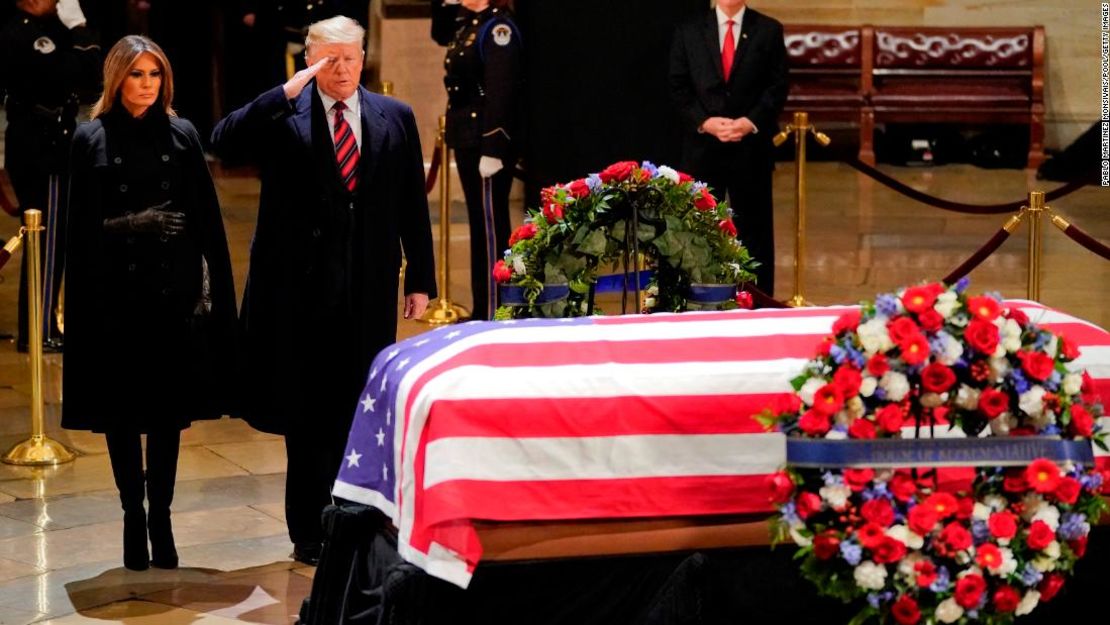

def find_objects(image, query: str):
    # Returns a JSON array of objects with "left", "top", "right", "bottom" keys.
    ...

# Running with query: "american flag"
[{"left": 333, "top": 302, "right": 1110, "bottom": 588}]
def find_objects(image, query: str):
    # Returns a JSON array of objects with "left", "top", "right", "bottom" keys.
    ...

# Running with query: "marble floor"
[{"left": 0, "top": 159, "right": 1103, "bottom": 624}]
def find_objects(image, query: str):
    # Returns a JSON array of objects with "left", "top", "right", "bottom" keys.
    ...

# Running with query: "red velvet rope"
[
  {"left": 425, "top": 148, "right": 442, "bottom": 195},
  {"left": 941, "top": 228, "right": 1014, "bottom": 284},
  {"left": 0, "top": 249, "right": 11, "bottom": 272},
  {"left": 1062, "top": 223, "right": 1110, "bottom": 261}
]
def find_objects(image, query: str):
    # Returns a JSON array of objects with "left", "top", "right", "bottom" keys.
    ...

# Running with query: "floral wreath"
[
  {"left": 492, "top": 160, "right": 757, "bottom": 319},
  {"left": 759, "top": 279, "right": 1107, "bottom": 625}
]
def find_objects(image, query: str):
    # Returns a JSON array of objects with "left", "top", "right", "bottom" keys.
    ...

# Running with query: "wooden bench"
[{"left": 782, "top": 25, "right": 1045, "bottom": 168}]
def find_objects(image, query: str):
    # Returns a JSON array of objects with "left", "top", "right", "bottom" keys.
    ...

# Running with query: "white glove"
[
  {"left": 478, "top": 156, "right": 503, "bottom": 178},
  {"left": 56, "top": 0, "right": 87, "bottom": 29}
]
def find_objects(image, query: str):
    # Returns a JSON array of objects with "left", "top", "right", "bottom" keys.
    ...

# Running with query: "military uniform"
[
  {"left": 443, "top": 3, "right": 521, "bottom": 320},
  {"left": 0, "top": 7, "right": 100, "bottom": 348}
]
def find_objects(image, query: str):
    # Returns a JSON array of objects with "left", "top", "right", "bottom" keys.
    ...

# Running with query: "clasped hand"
[
  {"left": 105, "top": 201, "right": 186, "bottom": 237},
  {"left": 702, "top": 116, "right": 756, "bottom": 143}
]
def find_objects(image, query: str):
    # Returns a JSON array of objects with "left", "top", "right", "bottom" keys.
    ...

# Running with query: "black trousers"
[
  {"left": 455, "top": 148, "right": 513, "bottom": 321},
  {"left": 701, "top": 163, "right": 776, "bottom": 297},
  {"left": 105, "top": 429, "right": 181, "bottom": 516}
]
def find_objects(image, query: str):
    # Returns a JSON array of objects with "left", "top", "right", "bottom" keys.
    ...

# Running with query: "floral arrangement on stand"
[
  {"left": 758, "top": 279, "right": 1107, "bottom": 625},
  {"left": 492, "top": 160, "right": 756, "bottom": 319}
]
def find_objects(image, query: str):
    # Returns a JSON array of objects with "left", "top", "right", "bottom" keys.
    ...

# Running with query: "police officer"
[
  {"left": 442, "top": 0, "right": 521, "bottom": 320},
  {"left": 0, "top": 0, "right": 100, "bottom": 350}
]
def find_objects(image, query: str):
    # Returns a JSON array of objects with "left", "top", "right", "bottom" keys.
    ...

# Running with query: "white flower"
[
  {"left": 880, "top": 371, "right": 910, "bottom": 402},
  {"left": 936, "top": 333, "right": 964, "bottom": 365},
  {"left": 949, "top": 312, "right": 970, "bottom": 328},
  {"left": 789, "top": 523, "right": 812, "bottom": 547},
  {"left": 511, "top": 255, "right": 527, "bottom": 275},
  {"left": 846, "top": 396, "right": 865, "bottom": 419},
  {"left": 1031, "top": 503, "right": 1061, "bottom": 530},
  {"left": 859, "top": 377, "right": 878, "bottom": 398},
  {"left": 935, "top": 598, "right": 964, "bottom": 623},
  {"left": 1019, "top": 386, "right": 1047, "bottom": 418},
  {"left": 644, "top": 297, "right": 656, "bottom": 308},
  {"left": 1062, "top": 373, "right": 1083, "bottom": 396},
  {"left": 972, "top": 503, "right": 992, "bottom": 522},
  {"left": 820, "top": 484, "right": 852, "bottom": 510},
  {"left": 992, "top": 344, "right": 1007, "bottom": 359},
  {"left": 1020, "top": 494, "right": 1047, "bottom": 520},
  {"left": 955, "top": 385, "right": 981, "bottom": 411},
  {"left": 1015, "top": 591, "right": 1041, "bottom": 616},
  {"left": 886, "top": 525, "right": 924, "bottom": 550},
  {"left": 853, "top": 561, "right": 888, "bottom": 590},
  {"left": 997, "top": 548, "right": 1018, "bottom": 576},
  {"left": 657, "top": 165, "right": 679, "bottom": 183},
  {"left": 935, "top": 292, "right": 959, "bottom": 319},
  {"left": 825, "top": 429, "right": 848, "bottom": 440},
  {"left": 1044, "top": 540, "right": 1061, "bottom": 560},
  {"left": 858, "top": 318, "right": 894, "bottom": 354},
  {"left": 983, "top": 495, "right": 1008, "bottom": 511},
  {"left": 954, "top": 551, "right": 972, "bottom": 565},
  {"left": 1001, "top": 319, "right": 1023, "bottom": 353},
  {"left": 1046, "top": 335, "right": 1058, "bottom": 358},
  {"left": 799, "top": 378, "right": 826, "bottom": 406},
  {"left": 990, "top": 413, "right": 1016, "bottom": 436},
  {"left": 920, "top": 392, "right": 946, "bottom": 408},
  {"left": 1032, "top": 555, "right": 1057, "bottom": 572},
  {"left": 989, "top": 357, "right": 1010, "bottom": 383}
]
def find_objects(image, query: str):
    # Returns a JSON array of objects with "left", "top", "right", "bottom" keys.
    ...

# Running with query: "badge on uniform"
[
  {"left": 491, "top": 24, "right": 513, "bottom": 47},
  {"left": 33, "top": 36, "right": 56, "bottom": 54}
]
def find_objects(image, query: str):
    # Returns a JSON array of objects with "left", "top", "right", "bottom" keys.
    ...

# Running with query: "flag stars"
[
  {"left": 380, "top": 374, "right": 388, "bottom": 392},
  {"left": 360, "top": 394, "right": 376, "bottom": 413},
  {"left": 396, "top": 357, "right": 411, "bottom": 371},
  {"left": 386, "top": 408, "right": 392, "bottom": 425},
  {"left": 387, "top": 348, "right": 400, "bottom": 360},
  {"left": 382, "top": 464, "right": 389, "bottom": 481},
  {"left": 415, "top": 339, "right": 430, "bottom": 347},
  {"left": 345, "top": 449, "right": 362, "bottom": 468},
  {"left": 368, "top": 366, "right": 379, "bottom": 381},
  {"left": 445, "top": 330, "right": 462, "bottom": 340},
  {"left": 376, "top": 427, "right": 386, "bottom": 447}
]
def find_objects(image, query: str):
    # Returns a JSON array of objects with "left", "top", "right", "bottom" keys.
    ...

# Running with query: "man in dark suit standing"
[
  {"left": 669, "top": 0, "right": 787, "bottom": 296},
  {"left": 211, "top": 15, "right": 436, "bottom": 564}
]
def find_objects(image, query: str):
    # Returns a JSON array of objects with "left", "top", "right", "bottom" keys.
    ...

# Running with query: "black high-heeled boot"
[
  {"left": 147, "top": 511, "right": 178, "bottom": 569},
  {"left": 107, "top": 431, "right": 150, "bottom": 571},
  {"left": 147, "top": 429, "right": 181, "bottom": 569}
]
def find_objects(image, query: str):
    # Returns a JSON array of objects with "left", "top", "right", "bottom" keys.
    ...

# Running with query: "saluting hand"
[{"left": 283, "top": 57, "right": 331, "bottom": 100}]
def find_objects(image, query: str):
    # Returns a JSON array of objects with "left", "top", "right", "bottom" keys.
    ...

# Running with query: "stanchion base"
[
  {"left": 417, "top": 299, "right": 471, "bottom": 326},
  {"left": 2, "top": 435, "right": 76, "bottom": 466},
  {"left": 787, "top": 294, "right": 811, "bottom": 308}
]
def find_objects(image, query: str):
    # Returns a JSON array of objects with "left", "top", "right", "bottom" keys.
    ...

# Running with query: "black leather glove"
[{"left": 104, "top": 201, "right": 186, "bottom": 237}]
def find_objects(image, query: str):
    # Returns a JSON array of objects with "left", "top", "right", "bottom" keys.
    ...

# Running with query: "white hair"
[{"left": 305, "top": 16, "right": 366, "bottom": 51}]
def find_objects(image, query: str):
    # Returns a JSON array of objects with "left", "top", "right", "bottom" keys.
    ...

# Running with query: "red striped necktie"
[{"left": 332, "top": 101, "right": 360, "bottom": 193}]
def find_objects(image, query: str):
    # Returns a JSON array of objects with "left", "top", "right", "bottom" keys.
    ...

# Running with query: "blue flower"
[
  {"left": 876, "top": 294, "right": 900, "bottom": 317},
  {"left": 1020, "top": 563, "right": 1044, "bottom": 588},
  {"left": 781, "top": 502, "right": 800, "bottom": 525},
  {"left": 822, "top": 471, "right": 844, "bottom": 487},
  {"left": 640, "top": 161, "right": 659, "bottom": 177},
  {"left": 829, "top": 345, "right": 848, "bottom": 365},
  {"left": 866, "top": 593, "right": 881, "bottom": 609},
  {"left": 874, "top": 387, "right": 887, "bottom": 401},
  {"left": 840, "top": 541, "right": 862, "bottom": 566},
  {"left": 1009, "top": 369, "right": 1030, "bottom": 394},
  {"left": 930, "top": 566, "right": 951, "bottom": 593},
  {"left": 1080, "top": 472, "right": 1104, "bottom": 491},
  {"left": 586, "top": 174, "right": 603, "bottom": 192},
  {"left": 955, "top": 277, "right": 971, "bottom": 293},
  {"left": 843, "top": 344, "right": 868, "bottom": 369},
  {"left": 1058, "top": 513, "right": 1089, "bottom": 541},
  {"left": 1041, "top": 424, "right": 1061, "bottom": 436},
  {"left": 691, "top": 182, "right": 707, "bottom": 194},
  {"left": 971, "top": 520, "right": 991, "bottom": 544},
  {"left": 1044, "top": 371, "right": 1062, "bottom": 392}
]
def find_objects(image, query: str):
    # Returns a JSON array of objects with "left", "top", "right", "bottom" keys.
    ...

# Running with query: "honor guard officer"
[
  {"left": 443, "top": 0, "right": 521, "bottom": 320},
  {"left": 0, "top": 0, "right": 100, "bottom": 350}
]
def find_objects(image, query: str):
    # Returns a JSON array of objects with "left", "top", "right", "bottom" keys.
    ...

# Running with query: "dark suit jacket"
[
  {"left": 210, "top": 83, "right": 437, "bottom": 434},
  {"left": 669, "top": 7, "right": 788, "bottom": 175}
]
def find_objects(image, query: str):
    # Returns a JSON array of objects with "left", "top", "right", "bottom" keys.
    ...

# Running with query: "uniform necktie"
[
  {"left": 722, "top": 19, "right": 736, "bottom": 80},
  {"left": 332, "top": 101, "right": 360, "bottom": 192}
]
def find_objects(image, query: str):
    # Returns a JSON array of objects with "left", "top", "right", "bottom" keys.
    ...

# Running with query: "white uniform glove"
[
  {"left": 56, "top": 0, "right": 87, "bottom": 29},
  {"left": 479, "top": 156, "right": 503, "bottom": 178}
]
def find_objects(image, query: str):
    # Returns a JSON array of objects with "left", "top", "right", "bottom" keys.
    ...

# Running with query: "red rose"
[
  {"left": 767, "top": 471, "right": 795, "bottom": 504},
  {"left": 993, "top": 585, "right": 1021, "bottom": 613},
  {"left": 1055, "top": 477, "right": 1081, "bottom": 505},
  {"left": 937, "top": 521, "right": 972, "bottom": 554},
  {"left": 566, "top": 179, "right": 590, "bottom": 198},
  {"left": 1003, "top": 472, "right": 1028, "bottom": 493},
  {"left": 908, "top": 504, "right": 938, "bottom": 536},
  {"left": 861, "top": 498, "right": 895, "bottom": 527},
  {"left": 833, "top": 310, "right": 861, "bottom": 336},
  {"left": 812, "top": 384, "right": 844, "bottom": 417},
  {"left": 694, "top": 187, "right": 717, "bottom": 211},
  {"left": 924, "top": 492, "right": 959, "bottom": 519},
  {"left": 774, "top": 393, "right": 802, "bottom": 415},
  {"left": 1005, "top": 306, "right": 1029, "bottom": 327},
  {"left": 598, "top": 160, "right": 637, "bottom": 183},
  {"left": 872, "top": 536, "right": 907, "bottom": 564},
  {"left": 966, "top": 319, "right": 1000, "bottom": 355},
  {"left": 890, "top": 471, "right": 918, "bottom": 502},
  {"left": 1017, "top": 350, "right": 1055, "bottom": 382},
  {"left": 857, "top": 522, "right": 887, "bottom": 549},
  {"left": 899, "top": 334, "right": 931, "bottom": 365},
  {"left": 796, "top": 492, "right": 822, "bottom": 519},
  {"left": 718, "top": 218, "right": 737, "bottom": 237},
  {"left": 902, "top": 285, "right": 939, "bottom": 314},
  {"left": 921, "top": 363, "right": 957, "bottom": 393},
  {"left": 867, "top": 354, "right": 889, "bottom": 377},
  {"left": 956, "top": 497, "right": 975, "bottom": 520},
  {"left": 492, "top": 260, "right": 513, "bottom": 283},
  {"left": 844, "top": 468, "right": 875, "bottom": 492},
  {"left": 1080, "top": 372, "right": 1097, "bottom": 404},
  {"left": 540, "top": 186, "right": 557, "bottom": 204},
  {"left": 955, "top": 574, "right": 987, "bottom": 609},
  {"left": 813, "top": 531, "right": 841, "bottom": 560},
  {"left": 735, "top": 290, "right": 754, "bottom": 309},
  {"left": 834, "top": 367, "right": 863, "bottom": 398},
  {"left": 914, "top": 560, "right": 938, "bottom": 588},
  {"left": 917, "top": 308, "right": 944, "bottom": 332},
  {"left": 677, "top": 171, "right": 694, "bottom": 183},
  {"left": 816, "top": 336, "right": 835, "bottom": 357},
  {"left": 887, "top": 317, "right": 922, "bottom": 345},
  {"left": 877, "top": 404, "right": 905, "bottom": 434},
  {"left": 967, "top": 295, "right": 1002, "bottom": 321},
  {"left": 976, "top": 543, "right": 1002, "bottom": 570},
  {"left": 849, "top": 418, "right": 877, "bottom": 439},
  {"left": 1025, "top": 459, "right": 1062, "bottom": 494},
  {"left": 1070, "top": 405, "right": 1094, "bottom": 438},
  {"left": 542, "top": 201, "right": 564, "bottom": 224},
  {"left": 891, "top": 595, "right": 920, "bottom": 625},
  {"left": 798, "top": 409, "right": 831, "bottom": 436},
  {"left": 1039, "top": 573, "right": 1065, "bottom": 602},
  {"left": 1058, "top": 335, "right": 1080, "bottom": 361},
  {"left": 1027, "top": 520, "right": 1056, "bottom": 551},
  {"left": 988, "top": 511, "right": 1018, "bottom": 540},
  {"left": 508, "top": 222, "right": 537, "bottom": 246},
  {"left": 1069, "top": 535, "right": 1088, "bottom": 558},
  {"left": 978, "top": 388, "right": 1010, "bottom": 419}
]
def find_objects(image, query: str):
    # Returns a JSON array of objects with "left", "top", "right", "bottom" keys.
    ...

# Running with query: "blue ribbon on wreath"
[
  {"left": 499, "top": 283, "right": 571, "bottom": 306},
  {"left": 785, "top": 436, "right": 1094, "bottom": 469}
]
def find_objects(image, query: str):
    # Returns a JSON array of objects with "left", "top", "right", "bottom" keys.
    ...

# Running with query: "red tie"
[
  {"left": 333, "top": 101, "right": 360, "bottom": 193},
  {"left": 721, "top": 19, "right": 736, "bottom": 80}
]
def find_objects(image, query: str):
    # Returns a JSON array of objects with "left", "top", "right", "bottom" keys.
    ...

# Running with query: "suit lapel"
[
  {"left": 358, "top": 87, "right": 387, "bottom": 190},
  {"left": 701, "top": 11, "right": 724, "bottom": 83}
]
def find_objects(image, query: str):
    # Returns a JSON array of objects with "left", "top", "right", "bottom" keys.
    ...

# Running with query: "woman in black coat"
[{"left": 62, "top": 35, "right": 237, "bottom": 571}]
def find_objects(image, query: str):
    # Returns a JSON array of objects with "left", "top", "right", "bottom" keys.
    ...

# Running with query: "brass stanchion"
[
  {"left": 419, "top": 116, "right": 471, "bottom": 325},
  {"left": 1025, "top": 191, "right": 1046, "bottom": 301},
  {"left": 380, "top": 80, "right": 394, "bottom": 96},
  {"left": 773, "top": 111, "right": 830, "bottom": 307},
  {"left": 3, "top": 210, "right": 74, "bottom": 466}
]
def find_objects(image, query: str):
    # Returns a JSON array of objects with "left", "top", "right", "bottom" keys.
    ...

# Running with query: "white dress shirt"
[
  {"left": 716, "top": 5, "right": 746, "bottom": 51},
  {"left": 318, "top": 88, "right": 363, "bottom": 151}
]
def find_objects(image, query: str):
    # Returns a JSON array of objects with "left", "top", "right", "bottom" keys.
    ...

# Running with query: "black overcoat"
[
  {"left": 62, "top": 108, "right": 238, "bottom": 433},
  {"left": 210, "top": 84, "right": 437, "bottom": 435}
]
